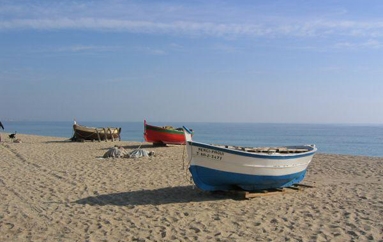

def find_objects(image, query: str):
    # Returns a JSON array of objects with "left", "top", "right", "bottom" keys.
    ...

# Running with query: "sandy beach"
[{"left": 0, "top": 133, "right": 382, "bottom": 242}]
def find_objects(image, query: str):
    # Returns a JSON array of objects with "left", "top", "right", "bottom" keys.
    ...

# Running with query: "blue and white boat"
[{"left": 183, "top": 127, "right": 317, "bottom": 191}]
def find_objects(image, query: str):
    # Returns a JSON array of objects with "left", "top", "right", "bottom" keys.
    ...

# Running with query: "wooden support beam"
[
  {"left": 244, "top": 189, "right": 287, "bottom": 199},
  {"left": 96, "top": 129, "right": 101, "bottom": 142},
  {"left": 226, "top": 184, "right": 314, "bottom": 199}
]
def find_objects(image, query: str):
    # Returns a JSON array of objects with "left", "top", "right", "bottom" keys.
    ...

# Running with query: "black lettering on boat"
[{"left": 196, "top": 148, "right": 224, "bottom": 160}]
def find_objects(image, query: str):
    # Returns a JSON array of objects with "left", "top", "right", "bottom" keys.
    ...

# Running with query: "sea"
[{"left": 2, "top": 121, "right": 383, "bottom": 157}]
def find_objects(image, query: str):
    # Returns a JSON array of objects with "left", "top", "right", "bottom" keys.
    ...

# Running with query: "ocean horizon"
[{"left": 1, "top": 121, "right": 383, "bottom": 157}]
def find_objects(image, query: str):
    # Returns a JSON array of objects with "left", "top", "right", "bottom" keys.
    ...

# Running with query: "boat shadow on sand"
[{"left": 73, "top": 186, "right": 238, "bottom": 206}]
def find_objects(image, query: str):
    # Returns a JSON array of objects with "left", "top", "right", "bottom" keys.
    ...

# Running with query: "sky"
[{"left": 1, "top": 0, "right": 383, "bottom": 124}]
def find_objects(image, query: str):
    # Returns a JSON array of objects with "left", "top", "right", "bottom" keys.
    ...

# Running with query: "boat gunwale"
[
  {"left": 74, "top": 124, "right": 121, "bottom": 132},
  {"left": 145, "top": 123, "right": 184, "bottom": 135},
  {"left": 188, "top": 141, "right": 317, "bottom": 160}
]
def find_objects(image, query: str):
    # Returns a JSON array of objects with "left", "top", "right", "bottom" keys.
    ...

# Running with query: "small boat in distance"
[
  {"left": 183, "top": 126, "right": 317, "bottom": 192},
  {"left": 72, "top": 121, "right": 121, "bottom": 142},
  {"left": 144, "top": 120, "right": 192, "bottom": 145}
]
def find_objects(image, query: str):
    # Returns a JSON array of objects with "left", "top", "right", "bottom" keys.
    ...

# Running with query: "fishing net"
[{"left": 103, "top": 147, "right": 154, "bottom": 158}]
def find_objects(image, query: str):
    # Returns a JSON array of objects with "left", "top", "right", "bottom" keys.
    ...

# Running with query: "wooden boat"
[
  {"left": 72, "top": 122, "right": 121, "bottom": 142},
  {"left": 144, "top": 120, "right": 192, "bottom": 145},
  {"left": 183, "top": 127, "right": 317, "bottom": 192}
]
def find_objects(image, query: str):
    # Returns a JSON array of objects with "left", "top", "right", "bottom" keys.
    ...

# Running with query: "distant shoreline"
[
  {"left": 2, "top": 132, "right": 383, "bottom": 159},
  {"left": 1, "top": 121, "right": 383, "bottom": 157}
]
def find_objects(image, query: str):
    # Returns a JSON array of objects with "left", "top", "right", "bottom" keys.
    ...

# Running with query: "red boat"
[{"left": 144, "top": 120, "right": 192, "bottom": 145}]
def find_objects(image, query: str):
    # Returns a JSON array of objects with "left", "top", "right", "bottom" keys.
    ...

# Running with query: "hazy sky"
[{"left": 1, "top": 0, "right": 383, "bottom": 123}]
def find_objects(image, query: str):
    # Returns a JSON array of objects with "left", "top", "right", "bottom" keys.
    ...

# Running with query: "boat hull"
[
  {"left": 186, "top": 140, "right": 316, "bottom": 191},
  {"left": 144, "top": 120, "right": 188, "bottom": 145},
  {"left": 72, "top": 124, "right": 121, "bottom": 141}
]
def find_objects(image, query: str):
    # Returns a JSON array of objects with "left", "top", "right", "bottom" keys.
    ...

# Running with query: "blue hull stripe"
[
  {"left": 189, "top": 165, "right": 307, "bottom": 191},
  {"left": 189, "top": 141, "right": 316, "bottom": 160}
]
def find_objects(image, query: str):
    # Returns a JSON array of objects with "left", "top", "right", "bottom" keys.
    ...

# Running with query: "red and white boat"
[{"left": 144, "top": 120, "right": 192, "bottom": 145}]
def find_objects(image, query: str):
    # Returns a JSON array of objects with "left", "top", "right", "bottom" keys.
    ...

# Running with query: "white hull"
[{"left": 183, "top": 127, "right": 317, "bottom": 191}]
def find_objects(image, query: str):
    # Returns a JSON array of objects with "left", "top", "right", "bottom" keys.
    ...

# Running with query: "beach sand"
[{"left": 0, "top": 133, "right": 382, "bottom": 241}]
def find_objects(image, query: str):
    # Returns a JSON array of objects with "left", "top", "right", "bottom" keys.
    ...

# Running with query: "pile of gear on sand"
[
  {"left": 103, "top": 146, "right": 155, "bottom": 159},
  {"left": 0, "top": 122, "right": 21, "bottom": 143}
]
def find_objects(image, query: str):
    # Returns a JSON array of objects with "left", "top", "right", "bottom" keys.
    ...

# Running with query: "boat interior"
[{"left": 215, "top": 145, "right": 310, "bottom": 154}]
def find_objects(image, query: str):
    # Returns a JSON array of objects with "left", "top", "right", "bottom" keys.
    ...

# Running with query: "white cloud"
[
  {"left": 1, "top": 1, "right": 383, "bottom": 43},
  {"left": 363, "top": 39, "right": 383, "bottom": 48},
  {"left": 55, "top": 45, "right": 120, "bottom": 53},
  {"left": 1, "top": 17, "right": 383, "bottom": 41},
  {"left": 135, "top": 46, "right": 166, "bottom": 56},
  {"left": 212, "top": 43, "right": 239, "bottom": 53},
  {"left": 334, "top": 39, "right": 383, "bottom": 49}
]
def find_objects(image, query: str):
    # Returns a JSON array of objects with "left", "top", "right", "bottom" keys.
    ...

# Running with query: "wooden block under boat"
[
  {"left": 227, "top": 184, "right": 314, "bottom": 199},
  {"left": 243, "top": 189, "right": 287, "bottom": 199}
]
